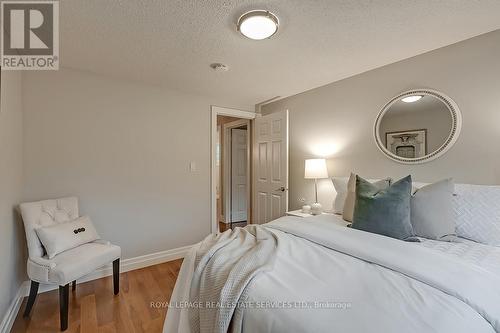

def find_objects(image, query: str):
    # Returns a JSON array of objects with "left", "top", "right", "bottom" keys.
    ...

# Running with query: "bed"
[{"left": 164, "top": 212, "right": 500, "bottom": 333}]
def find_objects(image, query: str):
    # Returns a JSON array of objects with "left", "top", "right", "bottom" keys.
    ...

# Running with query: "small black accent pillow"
[{"left": 351, "top": 175, "right": 415, "bottom": 240}]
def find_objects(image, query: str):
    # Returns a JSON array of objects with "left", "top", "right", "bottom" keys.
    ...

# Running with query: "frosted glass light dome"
[{"left": 237, "top": 10, "right": 279, "bottom": 40}]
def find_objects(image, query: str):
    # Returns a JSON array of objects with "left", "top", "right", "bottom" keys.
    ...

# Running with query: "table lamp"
[{"left": 304, "top": 159, "right": 329, "bottom": 215}]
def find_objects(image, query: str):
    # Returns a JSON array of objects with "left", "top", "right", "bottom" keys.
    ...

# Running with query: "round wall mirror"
[{"left": 374, "top": 89, "right": 462, "bottom": 164}]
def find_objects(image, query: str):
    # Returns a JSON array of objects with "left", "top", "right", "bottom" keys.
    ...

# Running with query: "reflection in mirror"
[
  {"left": 374, "top": 89, "right": 462, "bottom": 164},
  {"left": 379, "top": 95, "right": 452, "bottom": 159}
]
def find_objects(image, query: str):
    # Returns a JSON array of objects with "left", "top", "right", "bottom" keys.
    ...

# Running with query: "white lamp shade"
[{"left": 304, "top": 159, "right": 328, "bottom": 179}]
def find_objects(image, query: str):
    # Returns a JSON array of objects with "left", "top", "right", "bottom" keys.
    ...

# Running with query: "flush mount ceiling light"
[
  {"left": 401, "top": 95, "right": 423, "bottom": 103},
  {"left": 237, "top": 10, "right": 279, "bottom": 40}
]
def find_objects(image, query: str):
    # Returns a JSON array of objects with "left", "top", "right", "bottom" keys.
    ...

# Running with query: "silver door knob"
[{"left": 275, "top": 187, "right": 286, "bottom": 192}]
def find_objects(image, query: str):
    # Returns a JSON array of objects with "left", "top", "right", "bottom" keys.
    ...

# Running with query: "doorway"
[
  {"left": 210, "top": 106, "right": 289, "bottom": 234},
  {"left": 211, "top": 107, "right": 256, "bottom": 234},
  {"left": 218, "top": 118, "right": 250, "bottom": 231}
]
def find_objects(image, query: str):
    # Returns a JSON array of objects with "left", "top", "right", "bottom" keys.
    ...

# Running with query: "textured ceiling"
[{"left": 60, "top": 0, "right": 500, "bottom": 107}]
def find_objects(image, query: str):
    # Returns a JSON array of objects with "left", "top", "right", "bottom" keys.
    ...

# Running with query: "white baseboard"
[
  {"left": 0, "top": 283, "right": 25, "bottom": 333},
  {"left": 0, "top": 244, "right": 192, "bottom": 333}
]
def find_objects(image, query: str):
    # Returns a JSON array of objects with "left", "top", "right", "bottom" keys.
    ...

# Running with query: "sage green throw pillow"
[
  {"left": 352, "top": 175, "right": 415, "bottom": 240},
  {"left": 342, "top": 173, "right": 392, "bottom": 222}
]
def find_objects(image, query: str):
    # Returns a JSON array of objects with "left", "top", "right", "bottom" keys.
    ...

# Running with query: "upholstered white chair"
[{"left": 19, "top": 197, "right": 121, "bottom": 331}]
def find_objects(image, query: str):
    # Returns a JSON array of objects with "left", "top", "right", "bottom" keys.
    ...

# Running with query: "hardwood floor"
[
  {"left": 11, "top": 259, "right": 183, "bottom": 333},
  {"left": 218, "top": 221, "right": 247, "bottom": 232}
]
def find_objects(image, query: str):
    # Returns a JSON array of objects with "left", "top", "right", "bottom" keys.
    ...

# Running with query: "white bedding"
[
  {"left": 418, "top": 237, "right": 500, "bottom": 276},
  {"left": 165, "top": 214, "right": 500, "bottom": 333}
]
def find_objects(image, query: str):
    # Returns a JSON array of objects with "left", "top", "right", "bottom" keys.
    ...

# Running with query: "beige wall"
[
  {"left": 0, "top": 72, "right": 25, "bottom": 324},
  {"left": 262, "top": 30, "right": 500, "bottom": 211},
  {"left": 22, "top": 69, "right": 251, "bottom": 259}
]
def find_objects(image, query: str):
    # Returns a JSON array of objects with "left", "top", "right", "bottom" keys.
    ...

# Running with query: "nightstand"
[
  {"left": 285, "top": 210, "right": 334, "bottom": 218},
  {"left": 285, "top": 210, "right": 350, "bottom": 227}
]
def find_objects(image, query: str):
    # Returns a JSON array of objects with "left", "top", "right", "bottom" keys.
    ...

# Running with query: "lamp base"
[{"left": 311, "top": 202, "right": 322, "bottom": 215}]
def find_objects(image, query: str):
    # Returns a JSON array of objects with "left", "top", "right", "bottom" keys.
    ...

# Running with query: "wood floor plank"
[
  {"left": 137, "top": 268, "right": 167, "bottom": 319},
  {"left": 114, "top": 297, "right": 136, "bottom": 333},
  {"left": 122, "top": 269, "right": 152, "bottom": 333},
  {"left": 97, "top": 322, "right": 116, "bottom": 333},
  {"left": 81, "top": 295, "right": 98, "bottom": 333},
  {"left": 11, "top": 259, "right": 182, "bottom": 333},
  {"left": 94, "top": 276, "right": 118, "bottom": 327},
  {"left": 150, "top": 265, "right": 174, "bottom": 303}
]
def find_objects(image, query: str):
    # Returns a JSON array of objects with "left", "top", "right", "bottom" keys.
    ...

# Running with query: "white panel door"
[
  {"left": 253, "top": 110, "right": 289, "bottom": 224},
  {"left": 231, "top": 129, "right": 248, "bottom": 222}
]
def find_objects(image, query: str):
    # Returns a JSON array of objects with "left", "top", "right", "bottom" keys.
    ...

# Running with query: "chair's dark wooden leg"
[
  {"left": 23, "top": 280, "right": 39, "bottom": 317},
  {"left": 59, "top": 284, "right": 69, "bottom": 331},
  {"left": 72, "top": 280, "right": 76, "bottom": 291},
  {"left": 113, "top": 258, "right": 120, "bottom": 295}
]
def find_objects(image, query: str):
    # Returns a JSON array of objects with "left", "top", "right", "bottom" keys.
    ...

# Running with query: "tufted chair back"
[{"left": 19, "top": 197, "right": 79, "bottom": 259}]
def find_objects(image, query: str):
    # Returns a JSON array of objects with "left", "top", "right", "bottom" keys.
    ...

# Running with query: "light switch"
[{"left": 189, "top": 162, "right": 196, "bottom": 172}]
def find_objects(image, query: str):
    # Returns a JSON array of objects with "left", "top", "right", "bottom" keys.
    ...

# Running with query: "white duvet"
[{"left": 165, "top": 215, "right": 500, "bottom": 333}]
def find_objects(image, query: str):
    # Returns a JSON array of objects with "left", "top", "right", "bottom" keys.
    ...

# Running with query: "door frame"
[
  {"left": 211, "top": 106, "right": 256, "bottom": 234},
  {"left": 223, "top": 119, "right": 251, "bottom": 225}
]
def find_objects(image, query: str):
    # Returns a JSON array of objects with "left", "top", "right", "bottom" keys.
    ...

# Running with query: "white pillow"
[
  {"left": 411, "top": 179, "right": 455, "bottom": 240},
  {"left": 35, "top": 216, "right": 100, "bottom": 259},
  {"left": 331, "top": 177, "right": 349, "bottom": 214},
  {"left": 453, "top": 184, "right": 500, "bottom": 246},
  {"left": 412, "top": 181, "right": 430, "bottom": 194}
]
